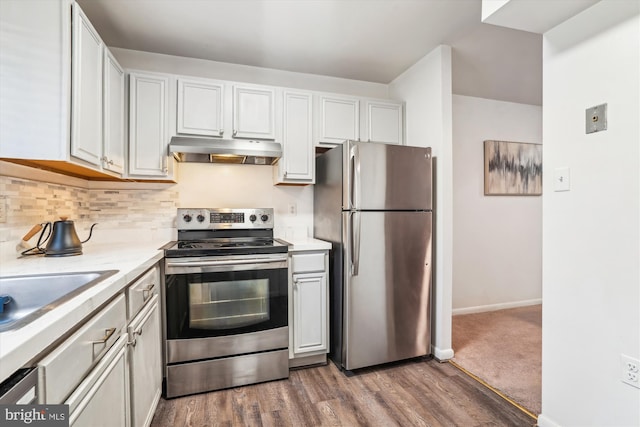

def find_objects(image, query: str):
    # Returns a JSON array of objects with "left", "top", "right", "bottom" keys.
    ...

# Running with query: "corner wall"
[
  {"left": 540, "top": 1, "right": 640, "bottom": 425},
  {"left": 452, "top": 95, "right": 542, "bottom": 314},
  {"left": 389, "top": 45, "right": 454, "bottom": 360}
]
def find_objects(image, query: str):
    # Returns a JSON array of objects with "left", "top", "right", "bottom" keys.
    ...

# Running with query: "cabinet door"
[
  {"left": 102, "top": 48, "right": 125, "bottom": 174},
  {"left": 365, "top": 100, "right": 403, "bottom": 145},
  {"left": 71, "top": 3, "right": 103, "bottom": 167},
  {"left": 177, "top": 78, "right": 224, "bottom": 137},
  {"left": 0, "top": 0, "right": 71, "bottom": 160},
  {"left": 316, "top": 95, "right": 359, "bottom": 145},
  {"left": 277, "top": 91, "right": 313, "bottom": 183},
  {"left": 233, "top": 85, "right": 275, "bottom": 140},
  {"left": 128, "top": 73, "right": 170, "bottom": 177},
  {"left": 67, "top": 336, "right": 129, "bottom": 427},
  {"left": 292, "top": 272, "right": 328, "bottom": 355},
  {"left": 129, "top": 297, "right": 161, "bottom": 427}
]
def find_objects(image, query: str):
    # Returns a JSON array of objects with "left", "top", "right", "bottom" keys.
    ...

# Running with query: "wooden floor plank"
[{"left": 151, "top": 358, "right": 535, "bottom": 427}]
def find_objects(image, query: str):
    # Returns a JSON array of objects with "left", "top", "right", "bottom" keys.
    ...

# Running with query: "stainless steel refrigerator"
[{"left": 314, "top": 140, "right": 433, "bottom": 371}]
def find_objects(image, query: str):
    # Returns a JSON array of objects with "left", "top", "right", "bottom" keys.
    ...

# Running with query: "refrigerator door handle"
[
  {"left": 352, "top": 144, "right": 360, "bottom": 209},
  {"left": 351, "top": 211, "right": 361, "bottom": 276},
  {"left": 349, "top": 147, "right": 355, "bottom": 210}
]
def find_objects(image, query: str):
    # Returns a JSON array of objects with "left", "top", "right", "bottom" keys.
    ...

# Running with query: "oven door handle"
[{"left": 166, "top": 257, "right": 287, "bottom": 267}]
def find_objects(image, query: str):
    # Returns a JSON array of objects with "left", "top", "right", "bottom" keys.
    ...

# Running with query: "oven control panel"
[{"left": 177, "top": 208, "right": 274, "bottom": 230}]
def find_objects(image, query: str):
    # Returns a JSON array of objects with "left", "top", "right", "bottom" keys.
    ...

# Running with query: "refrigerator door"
[
  {"left": 342, "top": 210, "right": 432, "bottom": 370},
  {"left": 343, "top": 141, "right": 432, "bottom": 211}
]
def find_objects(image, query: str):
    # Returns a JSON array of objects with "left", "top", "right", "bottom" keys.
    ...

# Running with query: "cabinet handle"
[
  {"left": 137, "top": 283, "right": 155, "bottom": 301},
  {"left": 129, "top": 326, "right": 143, "bottom": 347},
  {"left": 162, "top": 156, "right": 168, "bottom": 174},
  {"left": 92, "top": 327, "right": 116, "bottom": 351},
  {"left": 232, "top": 130, "right": 237, "bottom": 137},
  {"left": 108, "top": 159, "right": 114, "bottom": 165},
  {"left": 219, "top": 129, "right": 224, "bottom": 136},
  {"left": 100, "top": 156, "right": 108, "bottom": 164}
]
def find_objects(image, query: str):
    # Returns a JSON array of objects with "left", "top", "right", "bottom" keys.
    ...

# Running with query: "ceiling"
[{"left": 77, "top": 0, "right": 542, "bottom": 105}]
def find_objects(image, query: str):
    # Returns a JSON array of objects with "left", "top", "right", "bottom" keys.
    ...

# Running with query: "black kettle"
[
  {"left": 22, "top": 218, "right": 97, "bottom": 257},
  {"left": 45, "top": 217, "right": 97, "bottom": 256}
]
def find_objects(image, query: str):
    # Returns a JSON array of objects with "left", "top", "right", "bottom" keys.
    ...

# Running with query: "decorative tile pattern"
[{"left": 0, "top": 176, "right": 178, "bottom": 243}]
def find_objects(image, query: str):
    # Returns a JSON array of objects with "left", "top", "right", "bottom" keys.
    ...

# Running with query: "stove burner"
[
  {"left": 167, "top": 208, "right": 288, "bottom": 258},
  {"left": 177, "top": 239, "right": 275, "bottom": 250}
]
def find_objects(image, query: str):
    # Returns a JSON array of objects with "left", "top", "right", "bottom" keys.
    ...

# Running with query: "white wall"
[
  {"left": 452, "top": 95, "right": 542, "bottom": 314},
  {"left": 389, "top": 45, "right": 454, "bottom": 360},
  {"left": 539, "top": 2, "right": 640, "bottom": 426},
  {"left": 176, "top": 163, "right": 313, "bottom": 238},
  {"left": 112, "top": 48, "right": 389, "bottom": 98}
]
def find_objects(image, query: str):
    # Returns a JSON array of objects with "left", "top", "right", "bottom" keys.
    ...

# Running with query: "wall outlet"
[
  {"left": 621, "top": 354, "right": 640, "bottom": 388},
  {"left": 288, "top": 203, "right": 297, "bottom": 216}
]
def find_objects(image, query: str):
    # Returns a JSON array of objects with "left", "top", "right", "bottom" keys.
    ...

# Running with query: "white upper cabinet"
[
  {"left": 274, "top": 91, "right": 314, "bottom": 184},
  {"left": 71, "top": 2, "right": 104, "bottom": 167},
  {"left": 102, "top": 49, "right": 125, "bottom": 174},
  {"left": 0, "top": 0, "right": 128, "bottom": 179},
  {"left": 0, "top": 0, "right": 71, "bottom": 161},
  {"left": 232, "top": 85, "right": 276, "bottom": 140},
  {"left": 316, "top": 94, "right": 360, "bottom": 145},
  {"left": 128, "top": 72, "right": 172, "bottom": 178},
  {"left": 363, "top": 100, "right": 403, "bottom": 145},
  {"left": 177, "top": 78, "right": 224, "bottom": 137}
]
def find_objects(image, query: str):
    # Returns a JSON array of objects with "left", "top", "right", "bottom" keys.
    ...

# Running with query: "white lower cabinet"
[
  {"left": 38, "top": 294, "right": 127, "bottom": 404},
  {"left": 289, "top": 250, "right": 329, "bottom": 367},
  {"left": 128, "top": 295, "right": 162, "bottom": 427},
  {"left": 66, "top": 335, "right": 130, "bottom": 427},
  {"left": 292, "top": 272, "right": 327, "bottom": 354},
  {"left": 37, "top": 263, "right": 163, "bottom": 427}
]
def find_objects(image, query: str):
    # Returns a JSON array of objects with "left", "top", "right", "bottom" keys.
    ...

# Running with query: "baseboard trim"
[
  {"left": 432, "top": 346, "right": 454, "bottom": 361},
  {"left": 536, "top": 413, "right": 561, "bottom": 427},
  {"left": 452, "top": 299, "right": 542, "bottom": 316}
]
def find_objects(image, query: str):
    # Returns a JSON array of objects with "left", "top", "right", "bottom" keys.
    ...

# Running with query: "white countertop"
[
  {"left": 0, "top": 241, "right": 166, "bottom": 383},
  {"left": 277, "top": 236, "right": 332, "bottom": 252}
]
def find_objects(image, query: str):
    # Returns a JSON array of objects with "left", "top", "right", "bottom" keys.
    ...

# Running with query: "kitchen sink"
[{"left": 0, "top": 270, "right": 118, "bottom": 332}]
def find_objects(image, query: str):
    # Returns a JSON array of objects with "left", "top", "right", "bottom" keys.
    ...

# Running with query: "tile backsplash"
[{"left": 0, "top": 176, "right": 178, "bottom": 244}]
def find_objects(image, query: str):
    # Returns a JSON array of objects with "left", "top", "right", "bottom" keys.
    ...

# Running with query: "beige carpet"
[{"left": 452, "top": 304, "right": 542, "bottom": 415}]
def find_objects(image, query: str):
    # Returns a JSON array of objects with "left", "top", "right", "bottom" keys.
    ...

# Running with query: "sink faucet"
[{"left": 0, "top": 295, "right": 12, "bottom": 314}]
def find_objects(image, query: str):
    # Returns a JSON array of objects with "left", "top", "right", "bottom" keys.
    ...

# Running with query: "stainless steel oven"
[{"left": 162, "top": 208, "right": 289, "bottom": 398}]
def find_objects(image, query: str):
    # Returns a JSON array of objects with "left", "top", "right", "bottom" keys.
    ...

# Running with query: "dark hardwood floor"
[{"left": 151, "top": 358, "right": 536, "bottom": 427}]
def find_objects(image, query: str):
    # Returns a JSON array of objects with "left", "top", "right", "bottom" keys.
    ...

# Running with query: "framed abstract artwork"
[{"left": 484, "top": 140, "right": 542, "bottom": 196}]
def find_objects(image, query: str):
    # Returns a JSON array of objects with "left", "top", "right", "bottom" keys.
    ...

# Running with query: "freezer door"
[
  {"left": 342, "top": 211, "right": 432, "bottom": 370},
  {"left": 343, "top": 141, "right": 432, "bottom": 210}
]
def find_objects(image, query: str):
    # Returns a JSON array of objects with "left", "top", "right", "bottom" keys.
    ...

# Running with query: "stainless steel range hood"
[{"left": 169, "top": 137, "right": 281, "bottom": 165}]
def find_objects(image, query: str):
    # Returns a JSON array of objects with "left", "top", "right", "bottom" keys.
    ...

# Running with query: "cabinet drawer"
[
  {"left": 291, "top": 252, "right": 325, "bottom": 273},
  {"left": 127, "top": 265, "right": 159, "bottom": 319},
  {"left": 65, "top": 334, "right": 128, "bottom": 422},
  {"left": 38, "top": 294, "right": 127, "bottom": 404}
]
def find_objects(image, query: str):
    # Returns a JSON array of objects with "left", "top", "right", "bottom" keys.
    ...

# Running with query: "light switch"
[{"left": 554, "top": 167, "right": 570, "bottom": 192}]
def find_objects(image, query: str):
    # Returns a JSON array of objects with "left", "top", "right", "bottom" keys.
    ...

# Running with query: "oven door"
[{"left": 164, "top": 254, "right": 288, "bottom": 340}]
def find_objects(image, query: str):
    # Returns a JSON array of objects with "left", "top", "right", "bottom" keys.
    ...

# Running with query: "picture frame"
[{"left": 484, "top": 140, "right": 542, "bottom": 196}]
